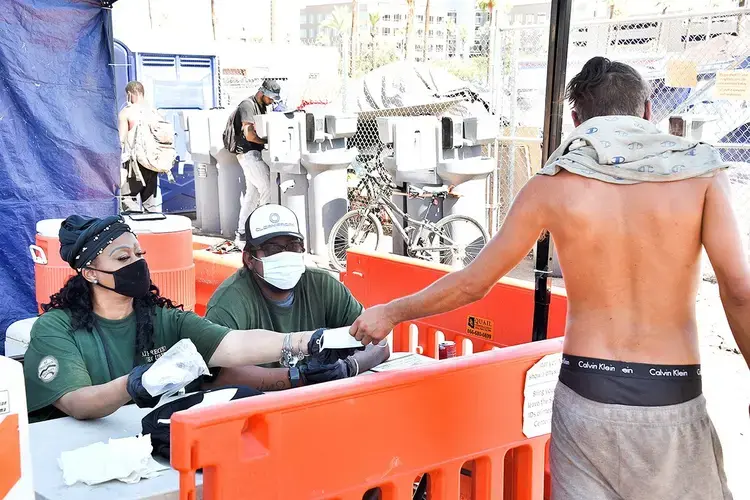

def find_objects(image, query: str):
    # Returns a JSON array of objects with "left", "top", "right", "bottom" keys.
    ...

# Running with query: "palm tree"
[
  {"left": 323, "top": 6, "right": 351, "bottom": 46},
  {"left": 210, "top": 0, "right": 217, "bottom": 40},
  {"left": 477, "top": 0, "right": 495, "bottom": 24},
  {"left": 405, "top": 0, "right": 416, "bottom": 61},
  {"left": 350, "top": 0, "right": 359, "bottom": 76},
  {"left": 369, "top": 12, "right": 381, "bottom": 70},
  {"left": 422, "top": 0, "right": 431, "bottom": 61}
]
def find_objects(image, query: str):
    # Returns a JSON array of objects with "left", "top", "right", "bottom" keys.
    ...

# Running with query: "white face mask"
[{"left": 254, "top": 251, "right": 305, "bottom": 290}]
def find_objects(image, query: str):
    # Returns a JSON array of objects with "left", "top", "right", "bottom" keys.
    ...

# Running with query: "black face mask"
[{"left": 89, "top": 259, "right": 151, "bottom": 298}]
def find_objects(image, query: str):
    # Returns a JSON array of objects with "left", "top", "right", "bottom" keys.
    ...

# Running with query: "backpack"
[
  {"left": 129, "top": 108, "right": 177, "bottom": 174},
  {"left": 222, "top": 107, "right": 239, "bottom": 153},
  {"left": 141, "top": 385, "right": 262, "bottom": 460}
]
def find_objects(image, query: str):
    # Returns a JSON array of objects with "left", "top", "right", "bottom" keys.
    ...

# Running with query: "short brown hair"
[
  {"left": 566, "top": 57, "right": 651, "bottom": 122},
  {"left": 125, "top": 80, "right": 145, "bottom": 96}
]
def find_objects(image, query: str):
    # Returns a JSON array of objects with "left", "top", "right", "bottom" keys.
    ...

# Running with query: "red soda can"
[{"left": 438, "top": 341, "right": 456, "bottom": 359}]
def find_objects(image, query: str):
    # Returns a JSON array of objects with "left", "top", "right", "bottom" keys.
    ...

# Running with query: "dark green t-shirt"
[
  {"left": 24, "top": 307, "right": 230, "bottom": 418},
  {"left": 205, "top": 266, "right": 363, "bottom": 343}
]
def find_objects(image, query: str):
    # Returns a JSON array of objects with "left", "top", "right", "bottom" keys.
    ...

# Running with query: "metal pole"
[{"left": 532, "top": 0, "right": 572, "bottom": 342}]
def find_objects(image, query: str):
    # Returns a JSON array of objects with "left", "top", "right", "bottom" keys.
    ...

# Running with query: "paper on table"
[
  {"left": 370, "top": 353, "right": 437, "bottom": 372},
  {"left": 58, "top": 434, "right": 169, "bottom": 486},
  {"left": 319, "top": 327, "right": 366, "bottom": 350}
]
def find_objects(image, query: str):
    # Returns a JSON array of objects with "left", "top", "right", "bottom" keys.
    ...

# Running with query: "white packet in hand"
[
  {"left": 319, "top": 327, "right": 365, "bottom": 350},
  {"left": 141, "top": 339, "right": 210, "bottom": 398}
]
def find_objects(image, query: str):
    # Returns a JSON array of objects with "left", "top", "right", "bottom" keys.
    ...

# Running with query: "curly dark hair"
[{"left": 42, "top": 274, "right": 182, "bottom": 361}]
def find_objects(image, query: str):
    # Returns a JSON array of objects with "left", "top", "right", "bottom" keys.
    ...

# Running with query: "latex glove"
[
  {"left": 299, "top": 358, "right": 355, "bottom": 385},
  {"left": 308, "top": 329, "right": 364, "bottom": 365},
  {"left": 126, "top": 364, "right": 160, "bottom": 408},
  {"left": 349, "top": 304, "right": 396, "bottom": 345}
]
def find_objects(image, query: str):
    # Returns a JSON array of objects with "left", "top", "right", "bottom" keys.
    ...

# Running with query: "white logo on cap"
[
  {"left": 38, "top": 356, "right": 59, "bottom": 383},
  {"left": 269, "top": 213, "right": 281, "bottom": 223}
]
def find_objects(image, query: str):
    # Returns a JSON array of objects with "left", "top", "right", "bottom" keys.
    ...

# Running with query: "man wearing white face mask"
[{"left": 204, "top": 204, "right": 390, "bottom": 391}]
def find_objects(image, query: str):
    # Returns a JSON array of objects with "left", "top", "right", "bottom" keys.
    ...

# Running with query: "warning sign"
[
  {"left": 714, "top": 71, "right": 750, "bottom": 100},
  {"left": 466, "top": 315, "right": 494, "bottom": 340},
  {"left": 522, "top": 353, "right": 562, "bottom": 438}
]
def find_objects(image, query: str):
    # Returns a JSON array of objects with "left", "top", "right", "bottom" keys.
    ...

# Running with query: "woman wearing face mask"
[
  {"left": 23, "top": 215, "right": 355, "bottom": 421},
  {"left": 205, "top": 204, "right": 390, "bottom": 391}
]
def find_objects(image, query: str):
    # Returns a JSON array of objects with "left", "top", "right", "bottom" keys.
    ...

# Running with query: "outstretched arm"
[
  {"left": 350, "top": 177, "right": 549, "bottom": 344},
  {"left": 209, "top": 329, "right": 313, "bottom": 367},
  {"left": 702, "top": 171, "right": 750, "bottom": 369}
]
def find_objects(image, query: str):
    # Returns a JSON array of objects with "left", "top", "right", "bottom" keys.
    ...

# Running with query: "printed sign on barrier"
[
  {"left": 466, "top": 315, "right": 494, "bottom": 340},
  {"left": 522, "top": 352, "right": 562, "bottom": 438}
]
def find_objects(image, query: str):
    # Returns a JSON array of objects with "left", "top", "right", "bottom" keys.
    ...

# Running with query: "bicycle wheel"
[
  {"left": 328, "top": 210, "right": 384, "bottom": 272},
  {"left": 413, "top": 214, "right": 489, "bottom": 268}
]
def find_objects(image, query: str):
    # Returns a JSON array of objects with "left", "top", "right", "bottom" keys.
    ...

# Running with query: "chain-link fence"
[
  {"left": 295, "top": 4, "right": 499, "bottom": 258},
  {"left": 494, "top": 6, "right": 750, "bottom": 280},
  {"left": 288, "top": 3, "right": 750, "bottom": 278}
]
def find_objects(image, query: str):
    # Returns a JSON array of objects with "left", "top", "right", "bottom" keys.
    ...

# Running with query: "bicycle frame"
[{"left": 354, "top": 175, "right": 460, "bottom": 253}]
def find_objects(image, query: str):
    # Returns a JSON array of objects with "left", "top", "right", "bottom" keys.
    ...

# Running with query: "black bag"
[
  {"left": 221, "top": 107, "right": 239, "bottom": 153},
  {"left": 141, "top": 385, "right": 262, "bottom": 460}
]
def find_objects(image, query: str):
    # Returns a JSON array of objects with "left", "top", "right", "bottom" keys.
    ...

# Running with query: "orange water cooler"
[{"left": 30, "top": 214, "right": 196, "bottom": 311}]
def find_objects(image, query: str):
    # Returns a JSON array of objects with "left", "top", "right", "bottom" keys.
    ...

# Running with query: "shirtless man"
[
  {"left": 350, "top": 57, "right": 748, "bottom": 499},
  {"left": 118, "top": 81, "right": 159, "bottom": 212}
]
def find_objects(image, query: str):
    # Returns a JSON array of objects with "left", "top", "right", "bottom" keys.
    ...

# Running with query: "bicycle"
[{"left": 329, "top": 160, "right": 489, "bottom": 272}]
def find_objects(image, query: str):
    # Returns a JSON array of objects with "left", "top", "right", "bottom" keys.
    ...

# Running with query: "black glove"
[
  {"left": 308, "top": 328, "right": 365, "bottom": 365},
  {"left": 127, "top": 364, "right": 161, "bottom": 408},
  {"left": 299, "top": 357, "right": 356, "bottom": 385}
]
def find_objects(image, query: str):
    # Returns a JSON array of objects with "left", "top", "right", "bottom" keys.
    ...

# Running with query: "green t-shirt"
[
  {"left": 206, "top": 266, "right": 363, "bottom": 340},
  {"left": 24, "top": 307, "right": 231, "bottom": 419}
]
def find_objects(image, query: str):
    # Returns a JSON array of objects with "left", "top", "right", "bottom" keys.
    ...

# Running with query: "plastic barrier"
[
  {"left": 171, "top": 337, "right": 562, "bottom": 500},
  {"left": 343, "top": 249, "right": 567, "bottom": 355},
  {"left": 0, "top": 357, "right": 34, "bottom": 499},
  {"left": 193, "top": 240, "right": 243, "bottom": 316}
]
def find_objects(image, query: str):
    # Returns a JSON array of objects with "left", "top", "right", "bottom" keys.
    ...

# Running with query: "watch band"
[{"left": 289, "top": 366, "right": 302, "bottom": 388}]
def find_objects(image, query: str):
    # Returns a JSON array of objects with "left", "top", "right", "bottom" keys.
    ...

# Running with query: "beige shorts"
[{"left": 550, "top": 382, "right": 733, "bottom": 500}]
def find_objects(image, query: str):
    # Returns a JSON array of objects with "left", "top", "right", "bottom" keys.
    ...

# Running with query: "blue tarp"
[{"left": 0, "top": 1, "right": 119, "bottom": 353}]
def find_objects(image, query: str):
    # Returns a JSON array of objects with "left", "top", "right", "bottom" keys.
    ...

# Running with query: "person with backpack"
[
  {"left": 224, "top": 79, "right": 281, "bottom": 243},
  {"left": 118, "top": 81, "right": 176, "bottom": 213}
]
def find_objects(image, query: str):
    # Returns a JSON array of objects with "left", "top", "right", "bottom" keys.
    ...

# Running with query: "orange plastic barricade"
[
  {"left": 171, "top": 338, "right": 562, "bottom": 500},
  {"left": 193, "top": 246, "right": 243, "bottom": 316},
  {"left": 343, "top": 249, "right": 567, "bottom": 356}
]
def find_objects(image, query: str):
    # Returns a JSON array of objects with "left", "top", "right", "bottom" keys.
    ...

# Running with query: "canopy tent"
[{"left": 0, "top": 0, "right": 119, "bottom": 353}]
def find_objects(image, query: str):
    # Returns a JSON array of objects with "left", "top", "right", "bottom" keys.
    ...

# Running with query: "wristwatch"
[{"left": 289, "top": 366, "right": 302, "bottom": 388}]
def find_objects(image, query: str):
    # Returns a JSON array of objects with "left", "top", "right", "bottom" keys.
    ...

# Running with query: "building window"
[
  {"left": 428, "top": 44, "right": 434, "bottom": 51},
  {"left": 436, "top": 44, "right": 444, "bottom": 52},
  {"left": 448, "top": 11, "right": 457, "bottom": 23},
  {"left": 475, "top": 12, "right": 482, "bottom": 24},
  {"left": 300, "top": 28, "right": 307, "bottom": 38},
  {"left": 318, "top": 13, "right": 325, "bottom": 22},
  {"left": 394, "top": 14, "right": 402, "bottom": 22},
  {"left": 436, "top": 16, "right": 444, "bottom": 24},
  {"left": 383, "top": 14, "right": 391, "bottom": 21},
  {"left": 429, "top": 16, "right": 435, "bottom": 23},
  {"left": 417, "top": 15, "right": 424, "bottom": 23},
  {"left": 416, "top": 44, "right": 423, "bottom": 51},
  {"left": 524, "top": 14, "right": 534, "bottom": 24},
  {"left": 436, "top": 30, "right": 444, "bottom": 37},
  {"left": 537, "top": 13, "right": 547, "bottom": 24},
  {"left": 429, "top": 29, "right": 434, "bottom": 36},
  {"left": 417, "top": 29, "right": 424, "bottom": 36},
  {"left": 383, "top": 27, "right": 391, "bottom": 35},
  {"left": 300, "top": 14, "right": 307, "bottom": 24}
]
